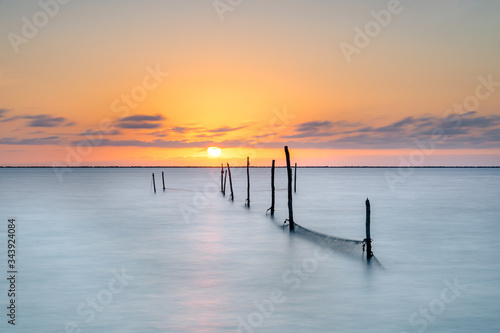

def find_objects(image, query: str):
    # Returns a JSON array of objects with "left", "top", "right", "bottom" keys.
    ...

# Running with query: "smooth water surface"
[{"left": 0, "top": 167, "right": 499, "bottom": 332}]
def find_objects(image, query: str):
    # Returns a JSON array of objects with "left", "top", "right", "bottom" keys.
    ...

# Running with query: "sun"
[{"left": 207, "top": 147, "right": 222, "bottom": 157}]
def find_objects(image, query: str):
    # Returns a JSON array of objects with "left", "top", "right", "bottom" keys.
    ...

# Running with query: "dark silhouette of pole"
[
  {"left": 284, "top": 146, "right": 294, "bottom": 231},
  {"left": 227, "top": 163, "right": 234, "bottom": 201},
  {"left": 220, "top": 163, "right": 224, "bottom": 192},
  {"left": 270, "top": 159, "right": 275, "bottom": 216},
  {"left": 152, "top": 173, "right": 156, "bottom": 194},
  {"left": 246, "top": 157, "right": 250, "bottom": 207},
  {"left": 294, "top": 162, "right": 297, "bottom": 193},
  {"left": 223, "top": 170, "right": 227, "bottom": 196},
  {"left": 364, "top": 198, "right": 373, "bottom": 259},
  {"left": 162, "top": 171, "right": 166, "bottom": 191}
]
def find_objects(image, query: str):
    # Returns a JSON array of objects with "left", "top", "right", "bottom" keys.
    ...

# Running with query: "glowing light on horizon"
[{"left": 207, "top": 147, "right": 222, "bottom": 157}]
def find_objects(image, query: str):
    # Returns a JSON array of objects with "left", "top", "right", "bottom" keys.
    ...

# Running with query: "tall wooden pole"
[
  {"left": 365, "top": 198, "right": 373, "bottom": 259},
  {"left": 152, "top": 173, "right": 156, "bottom": 194},
  {"left": 294, "top": 162, "right": 297, "bottom": 193},
  {"left": 246, "top": 157, "right": 250, "bottom": 207},
  {"left": 270, "top": 159, "right": 275, "bottom": 216},
  {"left": 220, "top": 163, "right": 224, "bottom": 193},
  {"left": 162, "top": 171, "right": 166, "bottom": 191},
  {"left": 284, "top": 146, "right": 294, "bottom": 231},
  {"left": 223, "top": 170, "right": 227, "bottom": 196},
  {"left": 227, "top": 163, "right": 234, "bottom": 201}
]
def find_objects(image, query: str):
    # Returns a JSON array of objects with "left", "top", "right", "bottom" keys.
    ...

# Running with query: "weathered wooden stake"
[
  {"left": 284, "top": 146, "right": 294, "bottom": 231},
  {"left": 223, "top": 170, "right": 227, "bottom": 196},
  {"left": 270, "top": 159, "right": 275, "bottom": 216},
  {"left": 246, "top": 157, "right": 250, "bottom": 207},
  {"left": 227, "top": 163, "right": 234, "bottom": 201},
  {"left": 152, "top": 173, "right": 156, "bottom": 193},
  {"left": 365, "top": 198, "right": 373, "bottom": 259},
  {"left": 220, "top": 163, "right": 224, "bottom": 192},
  {"left": 162, "top": 171, "right": 166, "bottom": 191},
  {"left": 294, "top": 162, "right": 297, "bottom": 193}
]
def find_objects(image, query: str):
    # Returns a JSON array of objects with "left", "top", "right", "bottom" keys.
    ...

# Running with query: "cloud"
[
  {"left": 375, "top": 116, "right": 415, "bottom": 132},
  {"left": 169, "top": 125, "right": 203, "bottom": 134},
  {"left": 208, "top": 125, "right": 247, "bottom": 133},
  {"left": 70, "top": 138, "right": 215, "bottom": 148},
  {"left": 0, "top": 136, "right": 61, "bottom": 145},
  {"left": 29, "top": 115, "right": 74, "bottom": 127},
  {"left": 148, "top": 130, "right": 169, "bottom": 138},
  {"left": 2, "top": 112, "right": 499, "bottom": 150},
  {"left": 120, "top": 115, "right": 166, "bottom": 122},
  {"left": 283, "top": 120, "right": 362, "bottom": 139},
  {"left": 278, "top": 112, "right": 500, "bottom": 149},
  {"left": 116, "top": 113, "right": 166, "bottom": 129},
  {"left": 0, "top": 108, "right": 10, "bottom": 118},
  {"left": 171, "top": 126, "right": 188, "bottom": 133},
  {"left": 116, "top": 122, "right": 161, "bottom": 129},
  {"left": 1, "top": 114, "right": 75, "bottom": 127},
  {"left": 80, "top": 129, "right": 122, "bottom": 136}
]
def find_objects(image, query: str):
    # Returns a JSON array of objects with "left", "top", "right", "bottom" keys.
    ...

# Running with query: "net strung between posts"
[
  {"left": 294, "top": 222, "right": 363, "bottom": 257},
  {"left": 292, "top": 222, "right": 384, "bottom": 268}
]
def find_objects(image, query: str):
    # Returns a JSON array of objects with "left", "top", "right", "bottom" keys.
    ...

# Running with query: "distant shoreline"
[{"left": 1, "top": 166, "right": 499, "bottom": 168}]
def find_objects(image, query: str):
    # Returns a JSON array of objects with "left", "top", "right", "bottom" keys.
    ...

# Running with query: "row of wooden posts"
[
  {"left": 218, "top": 146, "right": 373, "bottom": 258},
  {"left": 151, "top": 171, "right": 167, "bottom": 193},
  {"left": 150, "top": 146, "right": 373, "bottom": 258}
]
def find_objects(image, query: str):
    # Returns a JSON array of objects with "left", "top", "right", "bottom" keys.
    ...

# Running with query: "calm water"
[{"left": 0, "top": 167, "right": 499, "bottom": 332}]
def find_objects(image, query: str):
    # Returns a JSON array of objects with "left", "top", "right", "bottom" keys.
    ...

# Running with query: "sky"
[{"left": 0, "top": 0, "right": 499, "bottom": 166}]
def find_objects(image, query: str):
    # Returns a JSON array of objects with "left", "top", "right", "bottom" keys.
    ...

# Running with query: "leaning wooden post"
[
  {"left": 245, "top": 157, "right": 250, "bottom": 207},
  {"left": 227, "top": 163, "right": 234, "bottom": 201},
  {"left": 294, "top": 162, "right": 297, "bottom": 193},
  {"left": 270, "top": 159, "right": 275, "bottom": 216},
  {"left": 223, "top": 170, "right": 227, "bottom": 196},
  {"left": 364, "top": 198, "right": 373, "bottom": 259},
  {"left": 162, "top": 171, "right": 166, "bottom": 191},
  {"left": 220, "top": 163, "right": 224, "bottom": 192},
  {"left": 152, "top": 173, "right": 156, "bottom": 194},
  {"left": 284, "top": 146, "right": 295, "bottom": 231}
]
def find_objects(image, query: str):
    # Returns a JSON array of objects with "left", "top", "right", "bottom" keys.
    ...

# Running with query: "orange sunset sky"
[{"left": 1, "top": 0, "right": 499, "bottom": 166}]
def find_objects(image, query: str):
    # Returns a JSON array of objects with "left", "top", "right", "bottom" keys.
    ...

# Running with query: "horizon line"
[{"left": 1, "top": 166, "right": 499, "bottom": 168}]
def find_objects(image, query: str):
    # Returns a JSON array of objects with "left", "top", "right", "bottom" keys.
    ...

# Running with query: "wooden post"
[
  {"left": 223, "top": 170, "right": 227, "bottom": 196},
  {"left": 162, "top": 171, "right": 166, "bottom": 191},
  {"left": 284, "top": 146, "right": 294, "bottom": 231},
  {"left": 220, "top": 163, "right": 224, "bottom": 192},
  {"left": 227, "top": 163, "right": 234, "bottom": 201},
  {"left": 152, "top": 173, "right": 156, "bottom": 194},
  {"left": 365, "top": 198, "right": 373, "bottom": 259},
  {"left": 270, "top": 159, "right": 275, "bottom": 216},
  {"left": 294, "top": 162, "right": 297, "bottom": 193},
  {"left": 246, "top": 157, "right": 250, "bottom": 207}
]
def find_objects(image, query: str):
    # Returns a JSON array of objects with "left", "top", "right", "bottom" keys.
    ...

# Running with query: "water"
[{"left": 0, "top": 167, "right": 499, "bottom": 332}]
